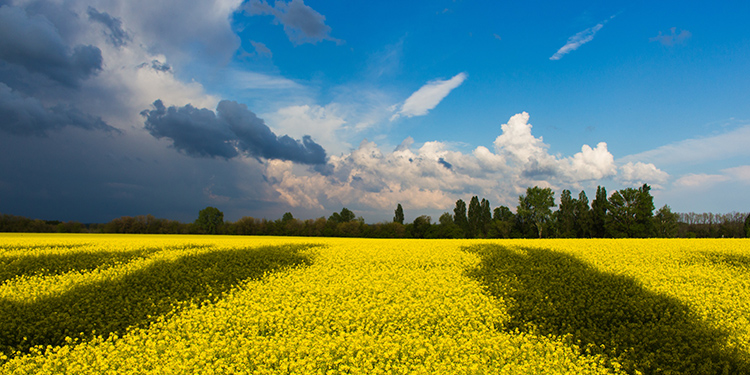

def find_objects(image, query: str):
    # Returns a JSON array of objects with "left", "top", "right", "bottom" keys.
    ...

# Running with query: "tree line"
[{"left": 2, "top": 184, "right": 749, "bottom": 238}]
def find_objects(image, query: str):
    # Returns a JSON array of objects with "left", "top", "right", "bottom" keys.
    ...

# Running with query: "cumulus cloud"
[
  {"left": 0, "top": 5, "right": 102, "bottom": 87},
  {"left": 141, "top": 99, "right": 327, "bottom": 164},
  {"left": 244, "top": 0, "right": 340, "bottom": 45},
  {"left": 674, "top": 165, "right": 750, "bottom": 189},
  {"left": 0, "top": 82, "right": 116, "bottom": 136},
  {"left": 87, "top": 7, "right": 131, "bottom": 48},
  {"left": 391, "top": 72, "right": 467, "bottom": 120},
  {"left": 550, "top": 16, "right": 613, "bottom": 60},
  {"left": 650, "top": 27, "right": 691, "bottom": 46},
  {"left": 618, "top": 161, "right": 669, "bottom": 187},
  {"left": 264, "top": 112, "right": 628, "bottom": 212}
]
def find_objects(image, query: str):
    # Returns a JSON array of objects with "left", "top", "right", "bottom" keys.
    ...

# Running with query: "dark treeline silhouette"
[{"left": 2, "top": 184, "right": 749, "bottom": 238}]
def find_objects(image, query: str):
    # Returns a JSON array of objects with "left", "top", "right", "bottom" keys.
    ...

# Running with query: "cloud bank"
[
  {"left": 142, "top": 99, "right": 327, "bottom": 164},
  {"left": 266, "top": 112, "right": 666, "bottom": 213}
]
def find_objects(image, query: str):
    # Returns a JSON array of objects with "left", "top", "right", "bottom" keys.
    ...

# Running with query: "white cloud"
[
  {"left": 674, "top": 173, "right": 729, "bottom": 188},
  {"left": 618, "top": 162, "right": 669, "bottom": 187},
  {"left": 264, "top": 112, "right": 633, "bottom": 213},
  {"left": 550, "top": 16, "right": 613, "bottom": 60},
  {"left": 233, "top": 71, "right": 302, "bottom": 90},
  {"left": 391, "top": 72, "right": 467, "bottom": 120},
  {"left": 620, "top": 125, "right": 750, "bottom": 166},
  {"left": 264, "top": 104, "right": 350, "bottom": 155}
]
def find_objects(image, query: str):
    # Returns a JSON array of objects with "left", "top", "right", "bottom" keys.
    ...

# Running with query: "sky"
[{"left": 1, "top": 0, "right": 749, "bottom": 224}]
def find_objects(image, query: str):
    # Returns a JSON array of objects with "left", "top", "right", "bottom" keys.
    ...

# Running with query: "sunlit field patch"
[{"left": 1, "top": 234, "right": 748, "bottom": 374}]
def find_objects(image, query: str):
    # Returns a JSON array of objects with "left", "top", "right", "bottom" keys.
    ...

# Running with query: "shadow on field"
[
  {"left": 0, "top": 244, "right": 315, "bottom": 358},
  {"left": 0, "top": 248, "right": 162, "bottom": 283},
  {"left": 700, "top": 252, "right": 750, "bottom": 272},
  {"left": 464, "top": 244, "right": 749, "bottom": 375}
]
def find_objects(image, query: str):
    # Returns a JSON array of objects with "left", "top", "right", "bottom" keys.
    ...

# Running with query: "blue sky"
[{"left": 1, "top": 0, "right": 749, "bottom": 223}]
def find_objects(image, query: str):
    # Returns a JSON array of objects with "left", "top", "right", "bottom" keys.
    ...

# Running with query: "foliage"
[
  {"left": 453, "top": 199, "right": 468, "bottom": 237},
  {"left": 194, "top": 207, "right": 224, "bottom": 235},
  {"left": 393, "top": 204, "right": 404, "bottom": 225},
  {"left": 654, "top": 205, "right": 679, "bottom": 238},
  {"left": 517, "top": 186, "right": 556, "bottom": 238}
]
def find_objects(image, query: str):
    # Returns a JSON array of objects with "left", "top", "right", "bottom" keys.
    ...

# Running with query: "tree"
[
  {"left": 490, "top": 206, "right": 514, "bottom": 238},
  {"left": 556, "top": 189, "right": 576, "bottom": 238},
  {"left": 744, "top": 213, "right": 750, "bottom": 238},
  {"left": 574, "top": 190, "right": 592, "bottom": 238},
  {"left": 480, "top": 198, "right": 492, "bottom": 237},
  {"left": 591, "top": 186, "right": 608, "bottom": 238},
  {"left": 329, "top": 207, "right": 355, "bottom": 224},
  {"left": 654, "top": 205, "right": 679, "bottom": 238},
  {"left": 634, "top": 184, "right": 656, "bottom": 237},
  {"left": 607, "top": 184, "right": 655, "bottom": 238},
  {"left": 195, "top": 206, "right": 224, "bottom": 234},
  {"left": 409, "top": 215, "right": 432, "bottom": 238},
  {"left": 393, "top": 203, "right": 405, "bottom": 224},
  {"left": 453, "top": 199, "right": 468, "bottom": 237},
  {"left": 517, "top": 186, "right": 556, "bottom": 238},
  {"left": 467, "top": 196, "right": 481, "bottom": 238}
]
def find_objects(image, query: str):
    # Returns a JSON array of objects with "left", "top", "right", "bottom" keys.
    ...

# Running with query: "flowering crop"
[{"left": 1, "top": 234, "right": 748, "bottom": 374}]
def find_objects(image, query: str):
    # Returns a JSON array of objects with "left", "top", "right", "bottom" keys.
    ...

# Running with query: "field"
[{"left": 1, "top": 234, "right": 749, "bottom": 374}]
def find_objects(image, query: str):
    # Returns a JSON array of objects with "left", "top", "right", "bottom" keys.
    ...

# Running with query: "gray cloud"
[
  {"left": 0, "top": 5, "right": 102, "bottom": 87},
  {"left": 87, "top": 7, "right": 131, "bottom": 47},
  {"left": 0, "top": 82, "right": 117, "bottom": 136},
  {"left": 650, "top": 27, "right": 691, "bottom": 46},
  {"left": 142, "top": 100, "right": 327, "bottom": 165},
  {"left": 245, "top": 0, "right": 340, "bottom": 45}
]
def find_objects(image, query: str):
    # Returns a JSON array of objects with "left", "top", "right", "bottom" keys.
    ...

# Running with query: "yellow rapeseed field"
[{"left": 1, "top": 234, "right": 749, "bottom": 374}]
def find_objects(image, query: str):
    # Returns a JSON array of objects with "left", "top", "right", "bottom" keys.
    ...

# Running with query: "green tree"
[
  {"left": 467, "top": 196, "right": 481, "bottom": 238},
  {"left": 556, "top": 189, "right": 576, "bottom": 238},
  {"left": 195, "top": 206, "right": 224, "bottom": 234},
  {"left": 744, "top": 213, "right": 750, "bottom": 238},
  {"left": 635, "top": 184, "right": 656, "bottom": 237},
  {"left": 480, "top": 198, "right": 492, "bottom": 237},
  {"left": 393, "top": 203, "right": 405, "bottom": 224},
  {"left": 490, "top": 206, "right": 514, "bottom": 238},
  {"left": 453, "top": 199, "right": 468, "bottom": 237},
  {"left": 574, "top": 190, "right": 592, "bottom": 238},
  {"left": 654, "top": 204, "right": 679, "bottom": 238},
  {"left": 591, "top": 186, "right": 608, "bottom": 238},
  {"left": 409, "top": 215, "right": 432, "bottom": 239},
  {"left": 517, "top": 186, "right": 556, "bottom": 238},
  {"left": 329, "top": 207, "right": 355, "bottom": 224}
]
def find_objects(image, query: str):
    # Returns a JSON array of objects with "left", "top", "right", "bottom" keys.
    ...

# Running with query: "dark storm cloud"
[
  {"left": 0, "top": 82, "right": 117, "bottom": 136},
  {"left": 245, "top": 0, "right": 339, "bottom": 45},
  {"left": 87, "top": 7, "right": 131, "bottom": 47},
  {"left": 142, "top": 100, "right": 327, "bottom": 165},
  {"left": 0, "top": 5, "right": 102, "bottom": 87}
]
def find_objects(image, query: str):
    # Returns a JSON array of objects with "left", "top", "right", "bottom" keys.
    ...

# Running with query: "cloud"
[
  {"left": 141, "top": 99, "right": 327, "bottom": 164},
  {"left": 233, "top": 71, "right": 301, "bottom": 89},
  {"left": 264, "top": 104, "right": 350, "bottom": 155},
  {"left": 650, "top": 27, "right": 691, "bottom": 46},
  {"left": 674, "top": 165, "right": 750, "bottom": 189},
  {"left": 87, "top": 7, "right": 131, "bottom": 48},
  {"left": 250, "top": 41, "right": 272, "bottom": 57},
  {"left": 264, "top": 112, "right": 633, "bottom": 213},
  {"left": 0, "top": 5, "right": 102, "bottom": 87},
  {"left": 618, "top": 161, "right": 669, "bottom": 187},
  {"left": 391, "top": 72, "right": 467, "bottom": 120},
  {"left": 550, "top": 16, "right": 613, "bottom": 60},
  {"left": 244, "top": 0, "right": 340, "bottom": 45},
  {"left": 619, "top": 125, "right": 750, "bottom": 166},
  {"left": 0, "top": 82, "right": 117, "bottom": 136}
]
